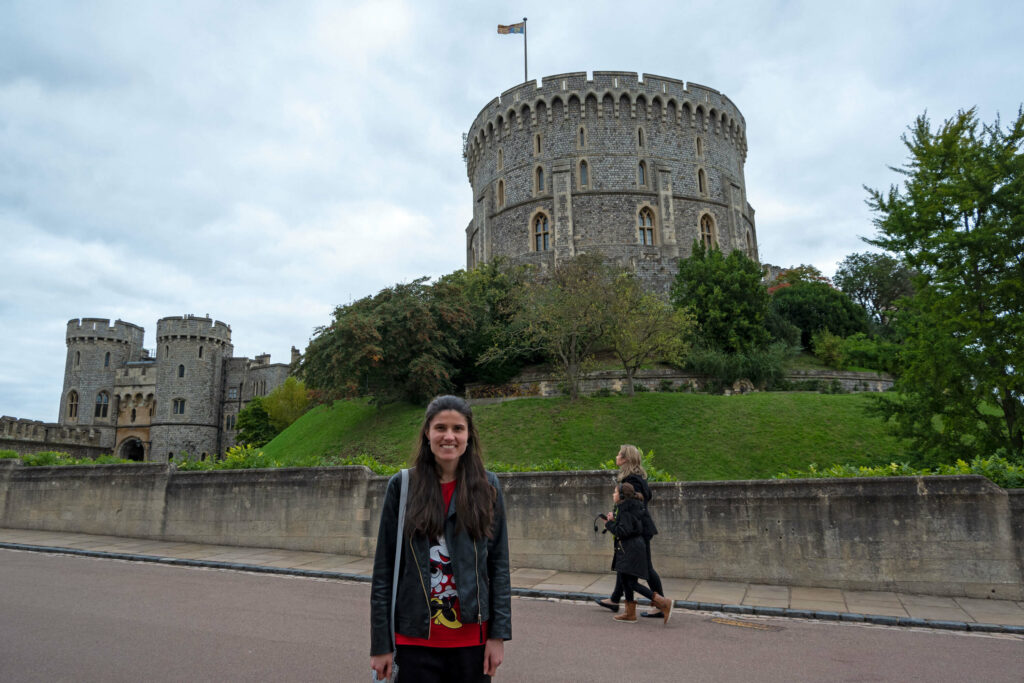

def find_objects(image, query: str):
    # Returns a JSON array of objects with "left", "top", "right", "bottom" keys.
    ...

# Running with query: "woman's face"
[
  {"left": 612, "top": 487, "right": 621, "bottom": 504},
  {"left": 615, "top": 450, "right": 625, "bottom": 467},
  {"left": 428, "top": 409, "right": 469, "bottom": 466}
]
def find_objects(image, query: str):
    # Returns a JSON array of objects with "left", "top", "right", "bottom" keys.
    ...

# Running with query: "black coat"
[
  {"left": 370, "top": 470, "right": 512, "bottom": 656},
  {"left": 621, "top": 473, "right": 658, "bottom": 539},
  {"left": 604, "top": 497, "right": 650, "bottom": 580}
]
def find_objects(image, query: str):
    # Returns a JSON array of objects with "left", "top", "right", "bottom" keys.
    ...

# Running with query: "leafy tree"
[
  {"left": 261, "top": 377, "right": 311, "bottom": 433},
  {"left": 833, "top": 251, "right": 915, "bottom": 330},
  {"left": 489, "top": 254, "right": 614, "bottom": 400},
  {"left": 767, "top": 264, "right": 832, "bottom": 294},
  {"left": 865, "top": 107, "right": 1024, "bottom": 461},
  {"left": 769, "top": 281, "right": 870, "bottom": 348},
  {"left": 235, "top": 397, "right": 278, "bottom": 447},
  {"left": 299, "top": 277, "right": 473, "bottom": 405},
  {"left": 671, "top": 243, "right": 770, "bottom": 353},
  {"left": 607, "top": 272, "right": 696, "bottom": 396}
]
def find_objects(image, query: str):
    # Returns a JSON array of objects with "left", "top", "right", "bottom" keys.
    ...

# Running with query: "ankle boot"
[
  {"left": 651, "top": 592, "right": 673, "bottom": 624},
  {"left": 613, "top": 600, "right": 638, "bottom": 623}
]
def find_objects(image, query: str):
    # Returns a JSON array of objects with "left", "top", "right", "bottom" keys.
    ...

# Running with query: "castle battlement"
[
  {"left": 156, "top": 315, "right": 232, "bottom": 345},
  {"left": 1, "top": 416, "right": 104, "bottom": 446},
  {"left": 466, "top": 71, "right": 747, "bottom": 180},
  {"left": 65, "top": 318, "right": 145, "bottom": 345}
]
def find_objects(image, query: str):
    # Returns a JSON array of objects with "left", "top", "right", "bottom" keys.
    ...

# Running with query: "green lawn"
[{"left": 262, "top": 393, "right": 907, "bottom": 481}]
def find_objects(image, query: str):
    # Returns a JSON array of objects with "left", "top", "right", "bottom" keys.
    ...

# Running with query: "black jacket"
[
  {"left": 621, "top": 473, "right": 658, "bottom": 540},
  {"left": 370, "top": 470, "right": 512, "bottom": 656},
  {"left": 604, "top": 497, "right": 650, "bottom": 580}
]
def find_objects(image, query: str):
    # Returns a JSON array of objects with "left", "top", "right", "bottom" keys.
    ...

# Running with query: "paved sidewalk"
[{"left": 3, "top": 527, "right": 1022, "bottom": 634}]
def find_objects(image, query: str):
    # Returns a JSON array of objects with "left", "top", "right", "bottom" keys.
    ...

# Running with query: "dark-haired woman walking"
[{"left": 370, "top": 396, "right": 511, "bottom": 682}]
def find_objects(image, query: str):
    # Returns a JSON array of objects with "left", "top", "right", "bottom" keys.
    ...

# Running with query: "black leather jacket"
[{"left": 370, "top": 470, "right": 512, "bottom": 655}]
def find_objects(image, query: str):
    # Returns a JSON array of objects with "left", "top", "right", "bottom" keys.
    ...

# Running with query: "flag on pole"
[{"left": 497, "top": 22, "right": 525, "bottom": 34}]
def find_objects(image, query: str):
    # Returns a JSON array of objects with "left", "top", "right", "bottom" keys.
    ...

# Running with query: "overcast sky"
[{"left": 2, "top": 0, "right": 1021, "bottom": 422}]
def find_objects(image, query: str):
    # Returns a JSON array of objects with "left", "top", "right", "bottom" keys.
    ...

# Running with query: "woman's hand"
[
  {"left": 370, "top": 652, "right": 393, "bottom": 681},
  {"left": 484, "top": 638, "right": 504, "bottom": 676}
]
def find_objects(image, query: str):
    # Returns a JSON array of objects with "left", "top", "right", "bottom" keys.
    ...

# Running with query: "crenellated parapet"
[
  {"left": 465, "top": 71, "right": 748, "bottom": 180},
  {"left": 66, "top": 318, "right": 145, "bottom": 347},
  {"left": 156, "top": 315, "right": 232, "bottom": 346},
  {"left": 1, "top": 416, "right": 105, "bottom": 446}
]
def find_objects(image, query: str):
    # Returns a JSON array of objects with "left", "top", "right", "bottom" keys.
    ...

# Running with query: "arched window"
[
  {"left": 533, "top": 213, "right": 551, "bottom": 251},
  {"left": 67, "top": 391, "right": 79, "bottom": 419},
  {"left": 178, "top": 364, "right": 185, "bottom": 378},
  {"left": 578, "top": 127, "right": 586, "bottom": 148},
  {"left": 497, "top": 179, "right": 505, "bottom": 207},
  {"left": 94, "top": 392, "right": 109, "bottom": 418},
  {"left": 638, "top": 208, "right": 655, "bottom": 245},
  {"left": 535, "top": 165, "right": 545, "bottom": 194},
  {"left": 698, "top": 168, "right": 707, "bottom": 195},
  {"left": 164, "top": 345, "right": 169, "bottom": 358},
  {"left": 579, "top": 160, "right": 589, "bottom": 189},
  {"left": 700, "top": 214, "right": 716, "bottom": 249},
  {"left": 534, "top": 133, "right": 542, "bottom": 155},
  {"left": 638, "top": 161, "right": 647, "bottom": 187},
  {"left": 131, "top": 408, "right": 137, "bottom": 423},
  {"left": 497, "top": 148, "right": 503, "bottom": 170},
  {"left": 104, "top": 351, "right": 110, "bottom": 367},
  {"left": 696, "top": 136, "right": 703, "bottom": 157},
  {"left": 638, "top": 127, "right": 645, "bottom": 147}
]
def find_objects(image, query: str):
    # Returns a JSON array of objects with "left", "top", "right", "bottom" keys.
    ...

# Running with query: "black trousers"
[
  {"left": 395, "top": 644, "right": 489, "bottom": 683},
  {"left": 610, "top": 538, "right": 663, "bottom": 601},
  {"left": 620, "top": 572, "right": 654, "bottom": 603}
]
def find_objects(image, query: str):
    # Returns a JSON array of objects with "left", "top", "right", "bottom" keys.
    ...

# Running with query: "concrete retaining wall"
[{"left": 0, "top": 462, "right": 1020, "bottom": 599}]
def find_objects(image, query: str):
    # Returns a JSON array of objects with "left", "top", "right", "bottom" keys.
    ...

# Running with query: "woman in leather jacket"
[{"left": 370, "top": 396, "right": 511, "bottom": 682}]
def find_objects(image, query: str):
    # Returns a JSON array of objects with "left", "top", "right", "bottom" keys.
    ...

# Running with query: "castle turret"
[
  {"left": 149, "top": 315, "right": 233, "bottom": 461},
  {"left": 59, "top": 318, "right": 145, "bottom": 449}
]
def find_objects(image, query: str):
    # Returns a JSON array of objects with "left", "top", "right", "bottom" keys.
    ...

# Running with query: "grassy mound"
[{"left": 262, "top": 393, "right": 907, "bottom": 481}]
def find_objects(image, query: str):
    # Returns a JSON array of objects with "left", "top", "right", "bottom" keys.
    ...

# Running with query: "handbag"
[{"left": 373, "top": 468, "right": 408, "bottom": 683}]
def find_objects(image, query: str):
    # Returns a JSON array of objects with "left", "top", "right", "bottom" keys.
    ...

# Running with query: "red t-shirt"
[{"left": 396, "top": 479, "right": 488, "bottom": 648}]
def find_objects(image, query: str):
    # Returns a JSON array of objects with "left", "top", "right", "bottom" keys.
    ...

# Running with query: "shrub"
[
  {"left": 632, "top": 383, "right": 650, "bottom": 393},
  {"left": 0, "top": 449, "right": 19, "bottom": 459},
  {"left": 774, "top": 455, "right": 1024, "bottom": 489},
  {"left": 658, "top": 379, "right": 675, "bottom": 392},
  {"left": 591, "top": 387, "right": 616, "bottom": 398},
  {"left": 811, "top": 329, "right": 846, "bottom": 369},
  {"left": 324, "top": 453, "right": 401, "bottom": 476},
  {"left": 840, "top": 333, "right": 902, "bottom": 375},
  {"left": 17, "top": 451, "right": 133, "bottom": 467},
  {"left": 686, "top": 342, "right": 792, "bottom": 389},
  {"left": 177, "top": 445, "right": 280, "bottom": 470}
]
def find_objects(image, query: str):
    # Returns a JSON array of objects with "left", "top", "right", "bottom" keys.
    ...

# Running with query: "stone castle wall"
[{"left": 465, "top": 72, "right": 756, "bottom": 292}]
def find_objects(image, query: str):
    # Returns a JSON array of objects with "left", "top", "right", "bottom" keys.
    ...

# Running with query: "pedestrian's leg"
[
  {"left": 596, "top": 573, "right": 623, "bottom": 611},
  {"left": 642, "top": 540, "right": 665, "bottom": 618},
  {"left": 614, "top": 574, "right": 639, "bottom": 623}
]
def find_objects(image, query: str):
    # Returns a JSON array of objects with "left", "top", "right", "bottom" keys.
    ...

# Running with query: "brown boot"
[
  {"left": 651, "top": 592, "right": 673, "bottom": 624},
  {"left": 613, "top": 600, "right": 638, "bottom": 623}
]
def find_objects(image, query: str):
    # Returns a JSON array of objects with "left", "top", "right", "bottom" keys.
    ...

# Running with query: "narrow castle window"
[
  {"left": 226, "top": 414, "right": 236, "bottom": 430},
  {"left": 638, "top": 127, "right": 645, "bottom": 147},
  {"left": 94, "top": 392, "right": 109, "bottom": 418},
  {"left": 701, "top": 214, "right": 716, "bottom": 249},
  {"left": 533, "top": 213, "right": 550, "bottom": 251},
  {"left": 104, "top": 352, "right": 110, "bottom": 367},
  {"left": 534, "top": 133, "right": 542, "bottom": 155},
  {"left": 178, "top": 364, "right": 185, "bottom": 378},
  {"left": 497, "top": 148, "right": 503, "bottom": 170},
  {"left": 696, "top": 137, "right": 703, "bottom": 157},
  {"left": 698, "top": 168, "right": 707, "bottom": 195},
  {"left": 131, "top": 408, "right": 137, "bottom": 423},
  {"left": 75, "top": 351, "right": 80, "bottom": 367},
  {"left": 578, "top": 127, "right": 586, "bottom": 148},
  {"left": 579, "top": 160, "right": 589, "bottom": 189},
  {"left": 638, "top": 207, "right": 655, "bottom": 245},
  {"left": 638, "top": 161, "right": 647, "bottom": 187},
  {"left": 497, "top": 179, "right": 505, "bottom": 207},
  {"left": 173, "top": 398, "right": 186, "bottom": 415},
  {"left": 199, "top": 346, "right": 203, "bottom": 359},
  {"left": 67, "top": 391, "right": 79, "bottom": 419},
  {"left": 535, "top": 165, "right": 545, "bottom": 195}
]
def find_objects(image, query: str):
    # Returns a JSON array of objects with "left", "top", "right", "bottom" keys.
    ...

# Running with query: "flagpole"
[{"left": 523, "top": 17, "right": 528, "bottom": 83}]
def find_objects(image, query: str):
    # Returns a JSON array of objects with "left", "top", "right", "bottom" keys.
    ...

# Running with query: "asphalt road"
[{"left": 1, "top": 549, "right": 1021, "bottom": 682}]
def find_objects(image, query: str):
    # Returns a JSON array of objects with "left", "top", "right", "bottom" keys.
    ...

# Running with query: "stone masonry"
[{"left": 465, "top": 72, "right": 757, "bottom": 292}]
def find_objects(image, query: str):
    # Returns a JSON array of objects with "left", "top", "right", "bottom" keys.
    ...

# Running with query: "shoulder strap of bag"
[{"left": 389, "top": 468, "right": 408, "bottom": 653}]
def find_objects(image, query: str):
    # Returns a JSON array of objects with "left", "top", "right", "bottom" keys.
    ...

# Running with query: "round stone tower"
[
  {"left": 149, "top": 315, "right": 233, "bottom": 461},
  {"left": 464, "top": 71, "right": 757, "bottom": 292},
  {"left": 60, "top": 318, "right": 145, "bottom": 448}
]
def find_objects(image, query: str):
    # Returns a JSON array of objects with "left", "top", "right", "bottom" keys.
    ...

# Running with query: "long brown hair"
[
  {"left": 405, "top": 395, "right": 496, "bottom": 541},
  {"left": 616, "top": 444, "right": 647, "bottom": 482}
]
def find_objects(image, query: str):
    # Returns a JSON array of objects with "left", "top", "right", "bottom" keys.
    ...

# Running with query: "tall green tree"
[
  {"left": 261, "top": 377, "right": 311, "bottom": 432},
  {"left": 866, "top": 107, "right": 1024, "bottom": 461},
  {"left": 607, "top": 272, "right": 695, "bottom": 395},
  {"left": 769, "top": 281, "right": 870, "bottom": 348},
  {"left": 834, "top": 251, "right": 915, "bottom": 330},
  {"left": 235, "top": 397, "right": 278, "bottom": 447},
  {"left": 488, "top": 254, "right": 614, "bottom": 400},
  {"left": 671, "top": 243, "right": 770, "bottom": 353}
]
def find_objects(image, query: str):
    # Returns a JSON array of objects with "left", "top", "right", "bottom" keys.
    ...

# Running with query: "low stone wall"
[
  {"left": 465, "top": 367, "right": 893, "bottom": 398},
  {"left": 0, "top": 462, "right": 1019, "bottom": 599}
]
